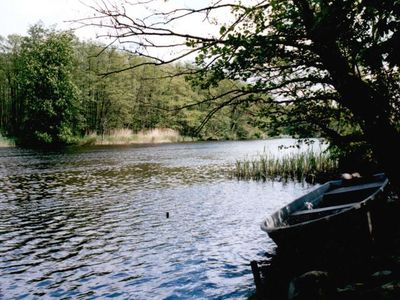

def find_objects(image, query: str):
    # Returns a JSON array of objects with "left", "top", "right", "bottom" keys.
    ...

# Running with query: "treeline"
[{"left": 0, "top": 24, "right": 267, "bottom": 146}]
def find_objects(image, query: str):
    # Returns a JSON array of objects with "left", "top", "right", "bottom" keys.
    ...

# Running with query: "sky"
[
  {"left": 0, "top": 0, "right": 96, "bottom": 38},
  {"left": 0, "top": 0, "right": 220, "bottom": 40},
  {"left": 0, "top": 0, "right": 234, "bottom": 60}
]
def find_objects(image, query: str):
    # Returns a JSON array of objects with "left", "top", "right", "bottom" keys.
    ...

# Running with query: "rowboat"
[{"left": 261, "top": 173, "right": 389, "bottom": 253}]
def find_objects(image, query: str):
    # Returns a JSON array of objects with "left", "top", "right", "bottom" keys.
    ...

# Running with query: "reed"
[
  {"left": 0, "top": 134, "right": 15, "bottom": 147},
  {"left": 78, "top": 128, "right": 194, "bottom": 146},
  {"left": 233, "top": 149, "right": 339, "bottom": 183}
]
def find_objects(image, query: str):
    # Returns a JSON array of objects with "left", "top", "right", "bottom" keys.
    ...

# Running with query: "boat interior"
[{"left": 287, "top": 181, "right": 384, "bottom": 225}]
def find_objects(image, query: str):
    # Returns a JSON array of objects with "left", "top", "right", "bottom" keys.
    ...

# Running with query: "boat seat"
[
  {"left": 291, "top": 202, "right": 357, "bottom": 216},
  {"left": 288, "top": 202, "right": 358, "bottom": 225},
  {"left": 324, "top": 182, "right": 383, "bottom": 196}
]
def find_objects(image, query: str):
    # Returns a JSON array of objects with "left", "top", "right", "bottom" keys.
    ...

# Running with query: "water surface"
[{"left": 0, "top": 139, "right": 314, "bottom": 299}]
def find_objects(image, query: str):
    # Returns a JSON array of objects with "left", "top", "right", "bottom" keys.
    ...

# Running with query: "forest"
[{"left": 0, "top": 24, "right": 283, "bottom": 147}]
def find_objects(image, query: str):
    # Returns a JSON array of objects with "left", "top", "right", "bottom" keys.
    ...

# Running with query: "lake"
[{"left": 0, "top": 139, "right": 315, "bottom": 299}]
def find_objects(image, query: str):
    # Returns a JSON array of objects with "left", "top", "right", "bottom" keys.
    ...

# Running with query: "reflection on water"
[{"left": 0, "top": 139, "right": 314, "bottom": 299}]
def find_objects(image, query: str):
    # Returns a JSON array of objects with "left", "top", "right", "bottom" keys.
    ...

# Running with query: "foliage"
[
  {"left": 0, "top": 133, "right": 14, "bottom": 147},
  {"left": 204, "top": 0, "right": 400, "bottom": 182},
  {"left": 71, "top": 41, "right": 265, "bottom": 140},
  {"left": 15, "top": 25, "right": 80, "bottom": 146},
  {"left": 190, "top": 1, "right": 400, "bottom": 139},
  {"left": 0, "top": 24, "right": 271, "bottom": 147}
]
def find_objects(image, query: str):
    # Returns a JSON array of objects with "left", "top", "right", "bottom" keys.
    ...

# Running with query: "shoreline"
[{"left": 2, "top": 134, "right": 301, "bottom": 149}]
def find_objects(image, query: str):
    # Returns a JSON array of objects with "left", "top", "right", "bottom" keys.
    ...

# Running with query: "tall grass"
[
  {"left": 0, "top": 134, "right": 15, "bottom": 147},
  {"left": 233, "top": 149, "right": 339, "bottom": 183},
  {"left": 79, "top": 128, "right": 194, "bottom": 146}
]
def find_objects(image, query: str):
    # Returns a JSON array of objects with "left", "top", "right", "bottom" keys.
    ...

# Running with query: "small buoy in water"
[{"left": 166, "top": 212, "right": 170, "bottom": 218}]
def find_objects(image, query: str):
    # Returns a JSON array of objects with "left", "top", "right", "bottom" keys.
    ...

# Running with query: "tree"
[
  {"left": 74, "top": 42, "right": 137, "bottom": 135},
  {"left": 16, "top": 25, "right": 81, "bottom": 146},
  {"left": 0, "top": 34, "right": 22, "bottom": 136},
  {"left": 0, "top": 26, "right": 273, "bottom": 144},
  {"left": 82, "top": 0, "right": 400, "bottom": 186}
]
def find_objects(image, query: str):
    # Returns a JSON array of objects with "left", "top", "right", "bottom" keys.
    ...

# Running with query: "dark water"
[{"left": 0, "top": 139, "right": 314, "bottom": 299}]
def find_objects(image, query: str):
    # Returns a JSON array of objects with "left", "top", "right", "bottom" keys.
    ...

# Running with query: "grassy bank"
[
  {"left": 233, "top": 149, "right": 339, "bottom": 183},
  {"left": 0, "top": 134, "right": 15, "bottom": 147},
  {"left": 79, "top": 128, "right": 195, "bottom": 146}
]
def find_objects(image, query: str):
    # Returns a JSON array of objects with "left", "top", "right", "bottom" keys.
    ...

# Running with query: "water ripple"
[{"left": 0, "top": 140, "right": 314, "bottom": 299}]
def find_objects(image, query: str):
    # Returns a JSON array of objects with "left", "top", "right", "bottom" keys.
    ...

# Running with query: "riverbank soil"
[{"left": 252, "top": 189, "right": 400, "bottom": 300}]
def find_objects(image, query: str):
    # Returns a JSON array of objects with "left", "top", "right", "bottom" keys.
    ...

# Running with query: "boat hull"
[{"left": 261, "top": 174, "right": 389, "bottom": 254}]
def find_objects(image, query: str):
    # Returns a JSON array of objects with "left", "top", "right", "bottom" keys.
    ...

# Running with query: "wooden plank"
[{"left": 251, "top": 260, "right": 262, "bottom": 291}]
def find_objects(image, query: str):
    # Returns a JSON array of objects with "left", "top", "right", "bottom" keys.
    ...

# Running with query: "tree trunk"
[{"left": 315, "top": 41, "right": 400, "bottom": 189}]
